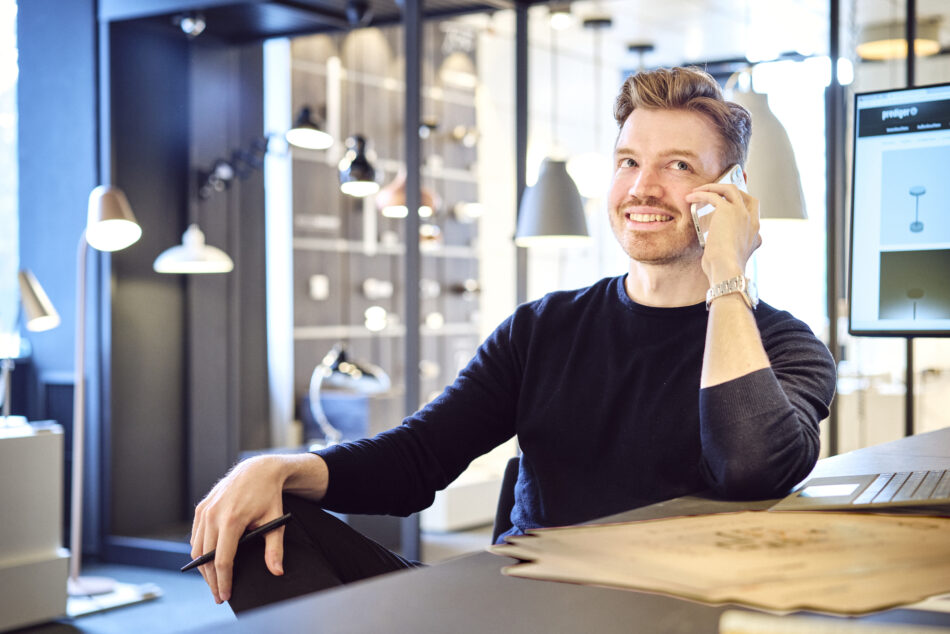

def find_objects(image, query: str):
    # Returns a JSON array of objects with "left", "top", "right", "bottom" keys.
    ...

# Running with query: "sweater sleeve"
[
  {"left": 313, "top": 313, "right": 523, "bottom": 517},
  {"left": 698, "top": 313, "right": 836, "bottom": 499}
]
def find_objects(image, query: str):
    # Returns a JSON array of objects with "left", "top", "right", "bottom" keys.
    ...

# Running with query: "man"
[{"left": 190, "top": 66, "right": 835, "bottom": 613}]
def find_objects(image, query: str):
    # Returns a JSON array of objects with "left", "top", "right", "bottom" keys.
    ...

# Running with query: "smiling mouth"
[{"left": 626, "top": 212, "right": 673, "bottom": 223}]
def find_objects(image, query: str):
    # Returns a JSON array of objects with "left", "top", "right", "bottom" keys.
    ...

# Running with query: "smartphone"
[{"left": 690, "top": 164, "right": 747, "bottom": 248}]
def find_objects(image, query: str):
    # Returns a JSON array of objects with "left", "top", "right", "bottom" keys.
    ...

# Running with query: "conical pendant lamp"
[
  {"left": 515, "top": 25, "right": 589, "bottom": 247},
  {"left": 515, "top": 158, "right": 589, "bottom": 246}
]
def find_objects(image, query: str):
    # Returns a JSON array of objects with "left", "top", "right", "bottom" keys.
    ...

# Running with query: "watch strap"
[{"left": 706, "top": 275, "right": 757, "bottom": 310}]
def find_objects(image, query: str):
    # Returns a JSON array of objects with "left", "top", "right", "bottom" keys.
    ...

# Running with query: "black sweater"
[{"left": 315, "top": 275, "right": 836, "bottom": 540}]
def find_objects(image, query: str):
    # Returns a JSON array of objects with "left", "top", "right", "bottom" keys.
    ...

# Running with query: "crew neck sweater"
[{"left": 316, "top": 275, "right": 836, "bottom": 541}]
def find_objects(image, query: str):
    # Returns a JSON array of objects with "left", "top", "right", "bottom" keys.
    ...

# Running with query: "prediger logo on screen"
[{"left": 881, "top": 106, "right": 918, "bottom": 121}]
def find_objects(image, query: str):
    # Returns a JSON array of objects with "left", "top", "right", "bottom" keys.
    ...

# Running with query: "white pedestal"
[{"left": 0, "top": 421, "right": 68, "bottom": 632}]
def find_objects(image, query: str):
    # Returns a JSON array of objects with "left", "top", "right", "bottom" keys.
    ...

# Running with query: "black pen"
[{"left": 181, "top": 512, "right": 293, "bottom": 572}]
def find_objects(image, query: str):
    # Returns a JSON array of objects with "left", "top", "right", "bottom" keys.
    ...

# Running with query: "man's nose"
[{"left": 629, "top": 169, "right": 662, "bottom": 199}]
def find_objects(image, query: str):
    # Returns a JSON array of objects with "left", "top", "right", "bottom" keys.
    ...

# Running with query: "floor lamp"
[
  {"left": 0, "top": 270, "right": 60, "bottom": 426},
  {"left": 67, "top": 186, "right": 144, "bottom": 603}
]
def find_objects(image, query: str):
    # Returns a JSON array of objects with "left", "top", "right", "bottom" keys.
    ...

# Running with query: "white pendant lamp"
[
  {"left": 153, "top": 224, "right": 234, "bottom": 274},
  {"left": 730, "top": 88, "right": 807, "bottom": 220}
]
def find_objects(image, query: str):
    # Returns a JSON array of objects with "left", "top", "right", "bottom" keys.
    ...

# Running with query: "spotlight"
[{"left": 175, "top": 12, "right": 206, "bottom": 38}]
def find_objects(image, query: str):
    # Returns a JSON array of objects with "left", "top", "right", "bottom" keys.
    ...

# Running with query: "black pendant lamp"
[{"left": 339, "top": 134, "right": 379, "bottom": 197}]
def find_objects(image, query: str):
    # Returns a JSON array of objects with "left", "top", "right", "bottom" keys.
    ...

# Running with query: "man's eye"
[
  {"left": 619, "top": 158, "right": 636, "bottom": 168},
  {"left": 673, "top": 160, "right": 690, "bottom": 171}
]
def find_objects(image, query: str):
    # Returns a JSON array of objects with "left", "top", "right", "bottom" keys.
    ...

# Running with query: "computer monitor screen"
[{"left": 849, "top": 82, "right": 950, "bottom": 336}]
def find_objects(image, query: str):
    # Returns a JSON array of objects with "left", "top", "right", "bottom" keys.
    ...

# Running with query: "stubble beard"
[{"left": 610, "top": 197, "right": 702, "bottom": 266}]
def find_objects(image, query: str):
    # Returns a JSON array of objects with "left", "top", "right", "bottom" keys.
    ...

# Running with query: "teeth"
[{"left": 629, "top": 213, "right": 671, "bottom": 223}]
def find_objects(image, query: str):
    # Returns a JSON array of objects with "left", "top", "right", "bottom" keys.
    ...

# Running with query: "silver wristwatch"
[{"left": 706, "top": 275, "right": 758, "bottom": 311}]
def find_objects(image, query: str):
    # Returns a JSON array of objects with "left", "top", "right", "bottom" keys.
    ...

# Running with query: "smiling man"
[{"left": 190, "top": 66, "right": 836, "bottom": 614}]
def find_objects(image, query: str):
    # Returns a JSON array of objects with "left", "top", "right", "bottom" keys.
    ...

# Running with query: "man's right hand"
[{"left": 190, "top": 453, "right": 329, "bottom": 604}]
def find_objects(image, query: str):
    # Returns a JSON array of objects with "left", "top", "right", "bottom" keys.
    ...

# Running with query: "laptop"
[{"left": 770, "top": 469, "right": 950, "bottom": 514}]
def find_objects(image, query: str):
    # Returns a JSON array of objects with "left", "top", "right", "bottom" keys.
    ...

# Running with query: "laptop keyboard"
[{"left": 852, "top": 469, "right": 950, "bottom": 505}]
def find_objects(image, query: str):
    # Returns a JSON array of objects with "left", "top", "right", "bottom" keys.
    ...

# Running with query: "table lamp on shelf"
[
  {"left": 0, "top": 270, "right": 60, "bottom": 427},
  {"left": 308, "top": 343, "right": 390, "bottom": 449}
]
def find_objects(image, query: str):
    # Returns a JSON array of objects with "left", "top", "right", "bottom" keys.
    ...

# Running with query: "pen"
[{"left": 181, "top": 512, "right": 293, "bottom": 573}]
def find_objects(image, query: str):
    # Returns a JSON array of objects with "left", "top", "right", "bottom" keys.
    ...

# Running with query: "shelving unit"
[{"left": 285, "top": 22, "right": 510, "bottom": 533}]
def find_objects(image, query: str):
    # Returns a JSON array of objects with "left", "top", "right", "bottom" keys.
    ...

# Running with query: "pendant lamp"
[
  {"left": 376, "top": 168, "right": 440, "bottom": 218},
  {"left": 285, "top": 105, "right": 333, "bottom": 150},
  {"left": 153, "top": 224, "right": 234, "bottom": 274},
  {"left": 856, "top": 18, "right": 940, "bottom": 61},
  {"left": 339, "top": 134, "right": 379, "bottom": 197},
  {"left": 154, "top": 163, "right": 235, "bottom": 274},
  {"left": 729, "top": 87, "right": 806, "bottom": 220},
  {"left": 515, "top": 25, "right": 589, "bottom": 247},
  {"left": 515, "top": 158, "right": 589, "bottom": 246}
]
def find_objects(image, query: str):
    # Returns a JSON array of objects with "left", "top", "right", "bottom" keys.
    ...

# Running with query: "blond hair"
[{"left": 613, "top": 66, "right": 751, "bottom": 168}]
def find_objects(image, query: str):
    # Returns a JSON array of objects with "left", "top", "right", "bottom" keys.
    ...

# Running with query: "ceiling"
[
  {"left": 534, "top": 0, "right": 950, "bottom": 74},
  {"left": 126, "top": 0, "right": 950, "bottom": 70}
]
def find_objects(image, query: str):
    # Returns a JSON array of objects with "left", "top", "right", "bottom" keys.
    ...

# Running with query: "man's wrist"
[{"left": 706, "top": 275, "right": 758, "bottom": 311}]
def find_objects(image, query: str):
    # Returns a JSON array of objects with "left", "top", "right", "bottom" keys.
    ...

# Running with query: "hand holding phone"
[{"left": 690, "top": 164, "right": 747, "bottom": 249}]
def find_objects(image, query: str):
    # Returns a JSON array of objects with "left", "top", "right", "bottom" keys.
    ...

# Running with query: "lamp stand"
[{"left": 67, "top": 234, "right": 160, "bottom": 615}]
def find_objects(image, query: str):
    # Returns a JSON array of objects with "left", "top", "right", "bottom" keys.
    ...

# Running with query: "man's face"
[{"left": 608, "top": 108, "right": 727, "bottom": 266}]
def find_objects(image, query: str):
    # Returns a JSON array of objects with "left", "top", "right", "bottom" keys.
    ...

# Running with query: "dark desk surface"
[{"left": 209, "top": 428, "right": 950, "bottom": 633}]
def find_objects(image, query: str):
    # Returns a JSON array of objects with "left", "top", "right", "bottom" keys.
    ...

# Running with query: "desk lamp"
[
  {"left": 308, "top": 344, "right": 390, "bottom": 448},
  {"left": 0, "top": 270, "right": 60, "bottom": 426}
]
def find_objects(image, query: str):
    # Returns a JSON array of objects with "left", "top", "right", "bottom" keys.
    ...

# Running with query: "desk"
[{"left": 209, "top": 428, "right": 950, "bottom": 633}]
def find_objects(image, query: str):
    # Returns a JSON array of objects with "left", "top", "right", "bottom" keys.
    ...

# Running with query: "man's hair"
[{"left": 613, "top": 66, "right": 751, "bottom": 168}]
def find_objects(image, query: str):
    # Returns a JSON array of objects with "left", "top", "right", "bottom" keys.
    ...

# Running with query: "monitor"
[{"left": 848, "top": 82, "right": 950, "bottom": 336}]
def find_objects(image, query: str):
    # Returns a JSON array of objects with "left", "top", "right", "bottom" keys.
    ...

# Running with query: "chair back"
[{"left": 491, "top": 456, "right": 521, "bottom": 544}]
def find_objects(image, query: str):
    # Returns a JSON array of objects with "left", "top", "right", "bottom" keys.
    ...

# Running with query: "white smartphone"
[{"left": 690, "top": 164, "right": 747, "bottom": 248}]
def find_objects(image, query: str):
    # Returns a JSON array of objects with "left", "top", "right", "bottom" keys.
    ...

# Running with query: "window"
[{"left": 0, "top": 0, "right": 17, "bottom": 338}]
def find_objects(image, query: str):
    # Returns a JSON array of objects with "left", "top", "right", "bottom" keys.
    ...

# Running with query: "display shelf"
[
  {"left": 294, "top": 321, "right": 481, "bottom": 340},
  {"left": 293, "top": 236, "right": 478, "bottom": 259}
]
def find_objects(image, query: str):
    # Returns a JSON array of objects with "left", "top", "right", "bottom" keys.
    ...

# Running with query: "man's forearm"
[{"left": 701, "top": 292, "right": 770, "bottom": 388}]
